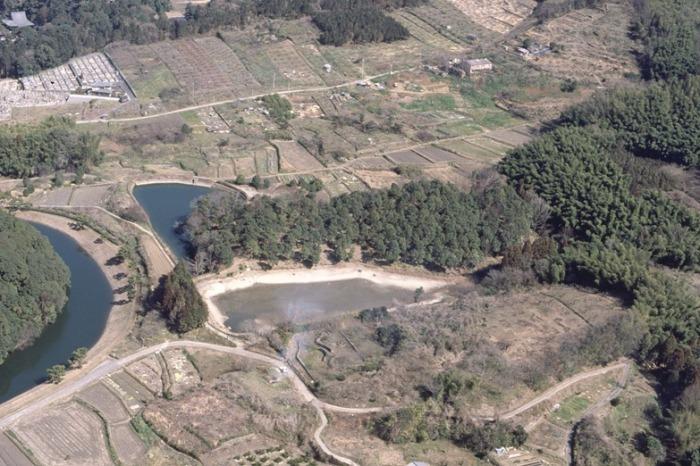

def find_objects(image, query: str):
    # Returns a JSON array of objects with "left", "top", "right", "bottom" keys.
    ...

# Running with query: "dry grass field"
[
  {"left": 447, "top": 0, "right": 536, "bottom": 34},
  {"left": 12, "top": 401, "right": 113, "bottom": 466},
  {"left": 295, "top": 285, "right": 626, "bottom": 411},
  {"left": 522, "top": 0, "right": 637, "bottom": 83}
]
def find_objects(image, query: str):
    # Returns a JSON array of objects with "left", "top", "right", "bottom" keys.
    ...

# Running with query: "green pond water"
[
  {"left": 214, "top": 278, "right": 415, "bottom": 331},
  {"left": 0, "top": 223, "right": 113, "bottom": 403},
  {"left": 132, "top": 183, "right": 211, "bottom": 259}
]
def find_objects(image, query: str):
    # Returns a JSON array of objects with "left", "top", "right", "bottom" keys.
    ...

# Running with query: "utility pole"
[
  {"left": 272, "top": 73, "right": 276, "bottom": 91},
  {"left": 361, "top": 58, "right": 365, "bottom": 80}
]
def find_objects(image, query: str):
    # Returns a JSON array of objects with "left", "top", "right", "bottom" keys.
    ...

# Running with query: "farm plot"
[
  {"left": 385, "top": 149, "right": 433, "bottom": 166},
  {"left": 263, "top": 40, "right": 324, "bottom": 87},
  {"left": 413, "top": 145, "right": 467, "bottom": 163},
  {"left": 486, "top": 125, "right": 535, "bottom": 146},
  {"left": 0, "top": 433, "right": 32, "bottom": 466},
  {"left": 468, "top": 135, "right": 514, "bottom": 155},
  {"left": 523, "top": 1, "right": 637, "bottom": 83},
  {"left": 274, "top": 141, "right": 324, "bottom": 172},
  {"left": 106, "top": 43, "right": 184, "bottom": 104},
  {"left": 107, "top": 370, "right": 155, "bottom": 408},
  {"left": 436, "top": 138, "right": 504, "bottom": 163},
  {"left": 109, "top": 424, "right": 147, "bottom": 466},
  {"left": 318, "top": 37, "right": 429, "bottom": 78},
  {"left": 447, "top": 0, "right": 536, "bottom": 34},
  {"left": 409, "top": 0, "right": 494, "bottom": 42},
  {"left": 150, "top": 38, "right": 256, "bottom": 102},
  {"left": 126, "top": 354, "right": 164, "bottom": 395},
  {"left": 78, "top": 382, "right": 130, "bottom": 424},
  {"left": 392, "top": 10, "right": 465, "bottom": 52},
  {"left": 194, "top": 37, "right": 262, "bottom": 95},
  {"left": 144, "top": 387, "right": 249, "bottom": 451},
  {"left": 163, "top": 349, "right": 201, "bottom": 397},
  {"left": 13, "top": 401, "right": 112, "bottom": 466}
]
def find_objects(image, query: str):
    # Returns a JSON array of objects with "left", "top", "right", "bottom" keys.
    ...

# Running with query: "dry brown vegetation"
[{"left": 294, "top": 285, "right": 627, "bottom": 413}]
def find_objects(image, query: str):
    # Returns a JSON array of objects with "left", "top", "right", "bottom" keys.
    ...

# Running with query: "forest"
[
  {"left": 557, "top": 77, "right": 700, "bottom": 166},
  {"left": 497, "top": 35, "right": 700, "bottom": 458},
  {"left": 632, "top": 0, "right": 699, "bottom": 81},
  {"left": 0, "top": 211, "right": 70, "bottom": 366},
  {"left": 156, "top": 262, "right": 208, "bottom": 333},
  {"left": 185, "top": 179, "right": 532, "bottom": 272},
  {"left": 0, "top": 117, "right": 103, "bottom": 178},
  {"left": 0, "top": 0, "right": 419, "bottom": 76}
]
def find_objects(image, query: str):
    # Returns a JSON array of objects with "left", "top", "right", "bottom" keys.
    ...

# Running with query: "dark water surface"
[
  {"left": 0, "top": 223, "right": 113, "bottom": 403},
  {"left": 132, "top": 183, "right": 210, "bottom": 259},
  {"left": 214, "top": 278, "right": 415, "bottom": 331}
]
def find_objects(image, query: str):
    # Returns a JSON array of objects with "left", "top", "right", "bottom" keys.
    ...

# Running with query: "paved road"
[{"left": 77, "top": 68, "right": 414, "bottom": 125}]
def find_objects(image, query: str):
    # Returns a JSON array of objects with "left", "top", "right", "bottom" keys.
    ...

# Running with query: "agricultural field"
[
  {"left": 521, "top": 0, "right": 638, "bottom": 84},
  {"left": 447, "top": 0, "right": 536, "bottom": 34}
]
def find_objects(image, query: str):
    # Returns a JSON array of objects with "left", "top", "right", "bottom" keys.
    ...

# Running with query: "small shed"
[
  {"left": 3, "top": 12, "right": 34, "bottom": 28},
  {"left": 464, "top": 58, "right": 493, "bottom": 74}
]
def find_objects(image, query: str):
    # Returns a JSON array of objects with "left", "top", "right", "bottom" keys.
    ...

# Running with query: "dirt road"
[
  {"left": 77, "top": 68, "right": 413, "bottom": 125},
  {"left": 0, "top": 339, "right": 377, "bottom": 465},
  {"left": 481, "top": 360, "right": 630, "bottom": 421}
]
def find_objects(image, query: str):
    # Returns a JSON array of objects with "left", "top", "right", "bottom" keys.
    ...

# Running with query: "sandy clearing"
[{"left": 197, "top": 264, "right": 449, "bottom": 328}]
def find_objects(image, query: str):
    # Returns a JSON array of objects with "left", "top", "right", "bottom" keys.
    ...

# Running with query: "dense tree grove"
[
  {"left": 0, "top": 117, "right": 103, "bottom": 178},
  {"left": 185, "top": 179, "right": 532, "bottom": 272},
  {"left": 499, "top": 127, "right": 700, "bottom": 270},
  {"left": 558, "top": 77, "right": 700, "bottom": 166},
  {"left": 0, "top": 211, "right": 70, "bottom": 366},
  {"left": 632, "top": 0, "right": 699, "bottom": 81},
  {"left": 313, "top": 0, "right": 410, "bottom": 46},
  {"left": 157, "top": 262, "right": 208, "bottom": 333}
]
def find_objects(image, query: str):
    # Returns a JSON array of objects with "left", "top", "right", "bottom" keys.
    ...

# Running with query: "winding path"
[{"left": 0, "top": 339, "right": 375, "bottom": 465}]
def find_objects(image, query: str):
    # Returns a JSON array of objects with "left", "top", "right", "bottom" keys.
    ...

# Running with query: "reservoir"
[
  {"left": 133, "top": 183, "right": 211, "bottom": 259},
  {"left": 0, "top": 223, "right": 113, "bottom": 403},
  {"left": 214, "top": 278, "right": 415, "bottom": 331}
]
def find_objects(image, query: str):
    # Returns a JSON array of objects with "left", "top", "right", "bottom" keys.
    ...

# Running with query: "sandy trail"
[{"left": 197, "top": 264, "right": 450, "bottom": 328}]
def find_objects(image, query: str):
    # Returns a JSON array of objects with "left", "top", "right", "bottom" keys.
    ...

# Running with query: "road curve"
[
  {"left": 480, "top": 360, "right": 630, "bottom": 421},
  {"left": 0, "top": 339, "right": 377, "bottom": 465}
]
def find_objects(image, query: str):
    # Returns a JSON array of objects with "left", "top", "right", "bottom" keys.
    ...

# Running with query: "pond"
[
  {"left": 0, "top": 223, "right": 113, "bottom": 403},
  {"left": 214, "top": 278, "right": 416, "bottom": 331},
  {"left": 132, "top": 183, "right": 211, "bottom": 259}
]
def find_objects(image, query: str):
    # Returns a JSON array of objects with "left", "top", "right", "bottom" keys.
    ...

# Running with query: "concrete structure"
[
  {"left": 465, "top": 58, "right": 493, "bottom": 74},
  {"left": 3, "top": 11, "right": 33, "bottom": 28}
]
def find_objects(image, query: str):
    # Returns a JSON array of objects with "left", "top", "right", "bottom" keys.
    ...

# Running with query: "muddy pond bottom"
[{"left": 214, "top": 278, "right": 415, "bottom": 331}]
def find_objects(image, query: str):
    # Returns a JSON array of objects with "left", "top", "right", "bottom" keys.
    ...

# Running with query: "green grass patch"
[
  {"left": 131, "top": 65, "right": 181, "bottom": 101},
  {"left": 553, "top": 395, "right": 590, "bottom": 424},
  {"left": 473, "top": 110, "right": 520, "bottom": 129},
  {"left": 401, "top": 94, "right": 456, "bottom": 112}
]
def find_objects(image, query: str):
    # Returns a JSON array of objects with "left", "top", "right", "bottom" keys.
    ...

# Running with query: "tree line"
[
  {"left": 557, "top": 77, "right": 700, "bottom": 166},
  {"left": 1, "top": 0, "right": 421, "bottom": 77},
  {"left": 631, "top": 0, "right": 699, "bottom": 81},
  {"left": 0, "top": 116, "right": 103, "bottom": 178},
  {"left": 185, "top": 179, "right": 532, "bottom": 273},
  {"left": 0, "top": 211, "right": 70, "bottom": 366}
]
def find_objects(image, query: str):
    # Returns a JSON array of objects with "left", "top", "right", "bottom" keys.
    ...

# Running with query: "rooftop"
[{"left": 3, "top": 11, "right": 34, "bottom": 28}]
